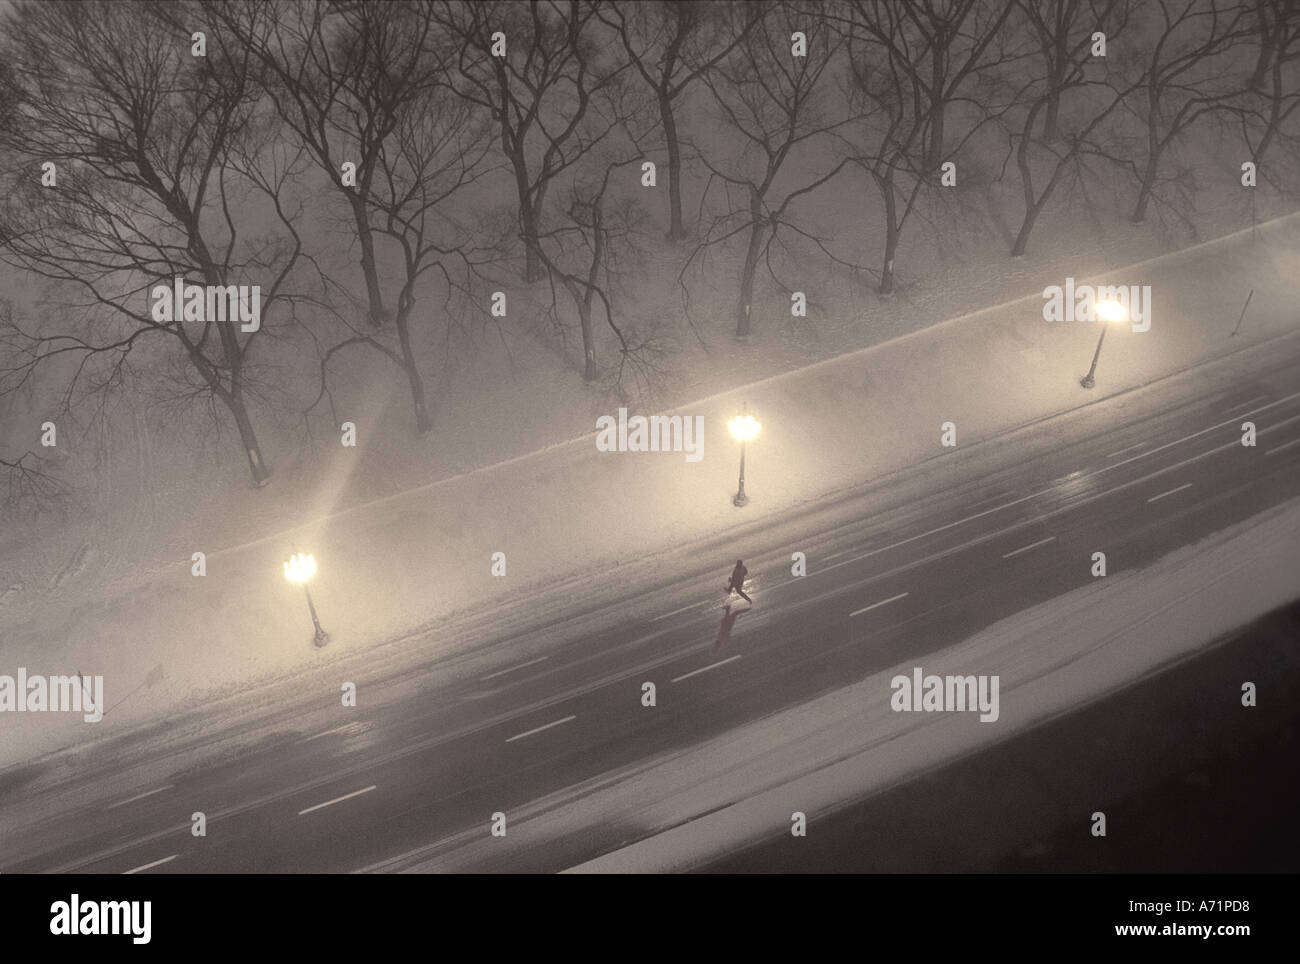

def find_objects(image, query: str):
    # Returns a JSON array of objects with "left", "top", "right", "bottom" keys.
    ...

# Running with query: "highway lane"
[{"left": 3, "top": 338, "right": 1300, "bottom": 873}]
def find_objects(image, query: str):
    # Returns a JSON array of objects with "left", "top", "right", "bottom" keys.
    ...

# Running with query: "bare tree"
[
  {"left": 535, "top": 153, "right": 662, "bottom": 388},
  {"left": 0, "top": 0, "right": 309, "bottom": 485},
  {"left": 1002, "top": 0, "right": 1136, "bottom": 256},
  {"left": 826, "top": 0, "right": 1024, "bottom": 294},
  {"left": 430, "top": 0, "right": 628, "bottom": 283},
  {"left": 688, "top": 1, "right": 856, "bottom": 338},
  {"left": 1124, "top": 0, "right": 1254, "bottom": 223},
  {"left": 1239, "top": 0, "right": 1300, "bottom": 164},
  {"left": 1020, "top": 0, "right": 1096, "bottom": 142},
  {"left": 596, "top": 0, "right": 760, "bottom": 241},
  {"left": 848, "top": 0, "right": 1021, "bottom": 170},
  {"left": 221, "top": 0, "right": 496, "bottom": 435}
]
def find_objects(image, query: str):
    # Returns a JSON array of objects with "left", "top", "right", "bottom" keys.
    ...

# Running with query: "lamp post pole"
[
  {"left": 284, "top": 552, "right": 329, "bottom": 647},
  {"left": 1080, "top": 324, "right": 1109, "bottom": 389},
  {"left": 734, "top": 403, "right": 750, "bottom": 507},
  {"left": 303, "top": 585, "right": 328, "bottom": 646}
]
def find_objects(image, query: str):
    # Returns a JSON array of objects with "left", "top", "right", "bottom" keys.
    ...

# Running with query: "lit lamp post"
[
  {"left": 284, "top": 552, "right": 329, "bottom": 647},
  {"left": 728, "top": 405, "right": 761, "bottom": 507},
  {"left": 1080, "top": 298, "right": 1128, "bottom": 389}
]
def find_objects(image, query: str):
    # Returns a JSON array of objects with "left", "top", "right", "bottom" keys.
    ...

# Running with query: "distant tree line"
[{"left": 0, "top": 0, "right": 1294, "bottom": 493}]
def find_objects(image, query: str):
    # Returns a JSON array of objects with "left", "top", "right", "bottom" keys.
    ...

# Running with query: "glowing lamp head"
[
  {"left": 729, "top": 413, "right": 761, "bottom": 442},
  {"left": 1096, "top": 298, "right": 1129, "bottom": 324},
  {"left": 283, "top": 552, "right": 317, "bottom": 584}
]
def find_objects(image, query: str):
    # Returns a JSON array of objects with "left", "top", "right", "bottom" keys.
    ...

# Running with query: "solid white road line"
[
  {"left": 123, "top": 854, "right": 177, "bottom": 875},
  {"left": 297, "top": 785, "right": 377, "bottom": 816},
  {"left": 299, "top": 722, "right": 367, "bottom": 744},
  {"left": 106, "top": 785, "right": 173, "bottom": 810},
  {"left": 1225, "top": 393, "right": 1273, "bottom": 418},
  {"left": 671, "top": 656, "right": 741, "bottom": 684},
  {"left": 480, "top": 656, "right": 549, "bottom": 681},
  {"left": 849, "top": 592, "right": 910, "bottom": 618},
  {"left": 1147, "top": 482, "right": 1193, "bottom": 503},
  {"left": 1105, "top": 440, "right": 1149, "bottom": 459},
  {"left": 1265, "top": 437, "right": 1300, "bottom": 456},
  {"left": 505, "top": 715, "right": 577, "bottom": 743},
  {"left": 651, "top": 602, "right": 706, "bottom": 622},
  {"left": 1001, "top": 536, "right": 1056, "bottom": 559}
]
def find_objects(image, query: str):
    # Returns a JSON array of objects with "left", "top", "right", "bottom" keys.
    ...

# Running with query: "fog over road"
[{"left": 3, "top": 336, "right": 1299, "bottom": 874}]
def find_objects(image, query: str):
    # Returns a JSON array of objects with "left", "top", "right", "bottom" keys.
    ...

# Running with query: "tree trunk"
[
  {"left": 1041, "top": 90, "right": 1060, "bottom": 142},
  {"left": 225, "top": 390, "right": 272, "bottom": 485},
  {"left": 1011, "top": 203, "right": 1042, "bottom": 257},
  {"left": 927, "top": 102, "right": 947, "bottom": 171},
  {"left": 521, "top": 200, "right": 544, "bottom": 283},
  {"left": 1256, "top": 59, "right": 1284, "bottom": 160},
  {"left": 350, "top": 194, "right": 388, "bottom": 326},
  {"left": 394, "top": 306, "right": 433, "bottom": 434},
  {"left": 191, "top": 242, "right": 272, "bottom": 484},
  {"left": 661, "top": 90, "right": 687, "bottom": 241},
  {"left": 1131, "top": 149, "right": 1160, "bottom": 223},
  {"left": 1013, "top": 160, "right": 1070, "bottom": 257},
  {"left": 735, "top": 188, "right": 765, "bottom": 338},
  {"left": 927, "top": 48, "right": 947, "bottom": 170},
  {"left": 505, "top": 129, "right": 544, "bottom": 282},
  {"left": 879, "top": 168, "right": 899, "bottom": 295},
  {"left": 1042, "top": 33, "right": 1068, "bottom": 141},
  {"left": 580, "top": 202, "right": 603, "bottom": 381},
  {"left": 578, "top": 300, "right": 597, "bottom": 381},
  {"left": 1012, "top": 99, "right": 1045, "bottom": 256}
]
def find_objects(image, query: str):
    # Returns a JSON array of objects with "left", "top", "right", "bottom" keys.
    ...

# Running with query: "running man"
[{"left": 725, "top": 559, "right": 752, "bottom": 604}]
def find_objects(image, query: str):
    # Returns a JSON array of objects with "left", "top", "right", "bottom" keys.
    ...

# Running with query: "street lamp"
[
  {"left": 284, "top": 552, "right": 329, "bottom": 647},
  {"left": 728, "top": 404, "right": 761, "bottom": 507},
  {"left": 1080, "top": 298, "right": 1128, "bottom": 389}
]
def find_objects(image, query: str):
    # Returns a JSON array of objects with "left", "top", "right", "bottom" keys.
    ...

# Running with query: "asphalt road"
[{"left": 3, "top": 335, "right": 1300, "bottom": 874}]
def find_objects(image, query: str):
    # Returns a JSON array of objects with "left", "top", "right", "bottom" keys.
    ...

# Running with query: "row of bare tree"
[{"left": 0, "top": 0, "right": 1296, "bottom": 493}]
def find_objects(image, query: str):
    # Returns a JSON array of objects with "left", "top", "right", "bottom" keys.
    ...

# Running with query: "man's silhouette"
[{"left": 725, "top": 559, "right": 752, "bottom": 604}]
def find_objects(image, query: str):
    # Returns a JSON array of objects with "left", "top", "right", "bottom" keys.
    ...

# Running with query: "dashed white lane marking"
[
  {"left": 1001, "top": 536, "right": 1056, "bottom": 559},
  {"left": 480, "top": 656, "right": 548, "bottom": 681},
  {"left": 505, "top": 715, "right": 576, "bottom": 743},
  {"left": 106, "top": 785, "right": 173, "bottom": 810},
  {"left": 297, "top": 785, "right": 377, "bottom": 816},
  {"left": 124, "top": 854, "right": 177, "bottom": 875},
  {"left": 1265, "top": 437, "right": 1300, "bottom": 456},
  {"left": 849, "top": 592, "right": 910, "bottom": 617},
  {"left": 1147, "top": 482, "right": 1193, "bottom": 503},
  {"left": 671, "top": 656, "right": 741, "bottom": 683}
]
